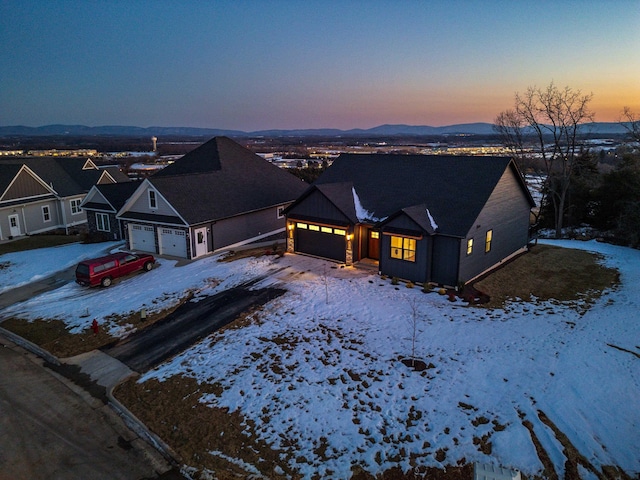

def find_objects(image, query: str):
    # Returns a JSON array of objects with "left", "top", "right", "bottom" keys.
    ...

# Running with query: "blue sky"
[{"left": 1, "top": 0, "right": 639, "bottom": 130}]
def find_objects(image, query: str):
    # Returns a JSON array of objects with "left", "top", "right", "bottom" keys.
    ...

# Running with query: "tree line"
[{"left": 495, "top": 82, "right": 640, "bottom": 248}]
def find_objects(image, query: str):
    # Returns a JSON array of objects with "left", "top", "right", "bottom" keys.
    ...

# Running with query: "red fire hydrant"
[{"left": 91, "top": 319, "right": 99, "bottom": 335}]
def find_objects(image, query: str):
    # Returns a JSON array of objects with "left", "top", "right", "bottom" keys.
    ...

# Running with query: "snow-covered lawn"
[
  {"left": 0, "top": 241, "right": 122, "bottom": 295},
  {"left": 144, "top": 240, "right": 640, "bottom": 479},
  {"left": 1, "top": 239, "right": 638, "bottom": 478}
]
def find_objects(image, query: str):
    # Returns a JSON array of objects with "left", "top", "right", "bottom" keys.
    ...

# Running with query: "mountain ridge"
[{"left": 0, "top": 122, "right": 629, "bottom": 137}]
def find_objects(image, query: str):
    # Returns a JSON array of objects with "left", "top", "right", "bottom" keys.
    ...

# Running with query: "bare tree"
[
  {"left": 495, "top": 82, "right": 594, "bottom": 238},
  {"left": 621, "top": 107, "right": 640, "bottom": 143}
]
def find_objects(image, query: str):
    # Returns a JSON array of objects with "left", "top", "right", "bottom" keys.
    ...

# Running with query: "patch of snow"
[
  {"left": 352, "top": 187, "right": 385, "bottom": 222},
  {"left": 426, "top": 207, "right": 438, "bottom": 231}
]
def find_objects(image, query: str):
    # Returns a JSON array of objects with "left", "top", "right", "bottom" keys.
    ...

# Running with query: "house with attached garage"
[
  {"left": 0, "top": 157, "right": 126, "bottom": 240},
  {"left": 116, "top": 136, "right": 307, "bottom": 259},
  {"left": 284, "top": 154, "right": 535, "bottom": 287}
]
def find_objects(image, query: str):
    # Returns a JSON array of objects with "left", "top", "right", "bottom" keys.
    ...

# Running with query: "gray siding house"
[
  {"left": 116, "top": 136, "right": 307, "bottom": 259},
  {"left": 0, "top": 157, "right": 122, "bottom": 240},
  {"left": 285, "top": 154, "right": 535, "bottom": 286}
]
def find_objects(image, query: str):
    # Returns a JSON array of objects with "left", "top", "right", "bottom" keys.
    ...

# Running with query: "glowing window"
[
  {"left": 485, "top": 230, "right": 493, "bottom": 253},
  {"left": 296, "top": 223, "right": 308, "bottom": 229},
  {"left": 390, "top": 236, "right": 416, "bottom": 262},
  {"left": 334, "top": 229, "right": 346, "bottom": 236},
  {"left": 321, "top": 226, "right": 332, "bottom": 233},
  {"left": 370, "top": 231, "right": 379, "bottom": 239},
  {"left": 309, "top": 224, "right": 320, "bottom": 231},
  {"left": 467, "top": 238, "right": 474, "bottom": 255}
]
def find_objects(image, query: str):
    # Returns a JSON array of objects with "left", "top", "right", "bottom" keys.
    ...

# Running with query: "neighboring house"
[
  {"left": 0, "top": 157, "right": 124, "bottom": 240},
  {"left": 81, "top": 182, "right": 141, "bottom": 240},
  {"left": 116, "top": 136, "right": 307, "bottom": 259},
  {"left": 284, "top": 154, "right": 535, "bottom": 286}
]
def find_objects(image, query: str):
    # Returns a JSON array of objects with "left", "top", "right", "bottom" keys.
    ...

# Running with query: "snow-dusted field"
[{"left": 1, "top": 239, "right": 638, "bottom": 478}]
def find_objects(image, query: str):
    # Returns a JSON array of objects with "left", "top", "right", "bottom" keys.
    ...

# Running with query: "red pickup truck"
[{"left": 75, "top": 252, "right": 156, "bottom": 287}]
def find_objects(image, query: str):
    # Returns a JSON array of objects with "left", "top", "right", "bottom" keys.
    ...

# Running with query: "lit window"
[
  {"left": 42, "top": 206, "right": 51, "bottom": 222},
  {"left": 370, "top": 231, "right": 379, "bottom": 239},
  {"left": 296, "top": 222, "right": 308, "bottom": 229},
  {"left": 321, "top": 226, "right": 332, "bottom": 234},
  {"left": 96, "top": 213, "right": 110, "bottom": 232},
  {"left": 334, "top": 229, "right": 346, "bottom": 236},
  {"left": 70, "top": 198, "right": 82, "bottom": 215},
  {"left": 149, "top": 190, "right": 157, "bottom": 209},
  {"left": 309, "top": 224, "right": 320, "bottom": 231},
  {"left": 390, "top": 236, "right": 416, "bottom": 262},
  {"left": 485, "top": 230, "right": 493, "bottom": 253},
  {"left": 467, "top": 238, "right": 474, "bottom": 255}
]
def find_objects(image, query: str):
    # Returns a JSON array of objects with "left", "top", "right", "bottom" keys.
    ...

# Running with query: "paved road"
[
  {"left": 0, "top": 337, "right": 176, "bottom": 480},
  {"left": 103, "top": 285, "right": 286, "bottom": 372}
]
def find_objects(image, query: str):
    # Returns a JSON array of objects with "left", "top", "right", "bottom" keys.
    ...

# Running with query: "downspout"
[{"left": 20, "top": 206, "right": 28, "bottom": 235}]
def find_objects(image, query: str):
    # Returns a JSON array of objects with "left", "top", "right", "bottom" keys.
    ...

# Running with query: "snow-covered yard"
[{"left": 1, "top": 239, "right": 638, "bottom": 479}]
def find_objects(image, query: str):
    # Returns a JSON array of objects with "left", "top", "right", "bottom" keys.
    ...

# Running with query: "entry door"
[
  {"left": 194, "top": 227, "right": 208, "bottom": 257},
  {"left": 8, "top": 214, "right": 20, "bottom": 237},
  {"left": 368, "top": 230, "right": 380, "bottom": 260}
]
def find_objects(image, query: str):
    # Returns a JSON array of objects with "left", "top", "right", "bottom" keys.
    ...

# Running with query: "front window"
[
  {"left": 467, "top": 238, "right": 474, "bottom": 255},
  {"left": 70, "top": 198, "right": 82, "bottom": 215},
  {"left": 96, "top": 213, "right": 110, "bottom": 232},
  {"left": 390, "top": 236, "right": 416, "bottom": 262},
  {"left": 148, "top": 190, "right": 157, "bottom": 209},
  {"left": 42, "top": 206, "right": 51, "bottom": 222},
  {"left": 485, "top": 230, "right": 493, "bottom": 253}
]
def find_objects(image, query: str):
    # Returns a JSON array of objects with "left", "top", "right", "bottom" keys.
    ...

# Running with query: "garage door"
[
  {"left": 294, "top": 222, "right": 346, "bottom": 262},
  {"left": 159, "top": 228, "right": 188, "bottom": 258},
  {"left": 129, "top": 224, "right": 155, "bottom": 253}
]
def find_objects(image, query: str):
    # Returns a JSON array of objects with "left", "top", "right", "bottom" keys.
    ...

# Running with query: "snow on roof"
[
  {"left": 426, "top": 207, "right": 438, "bottom": 231},
  {"left": 352, "top": 186, "right": 385, "bottom": 222}
]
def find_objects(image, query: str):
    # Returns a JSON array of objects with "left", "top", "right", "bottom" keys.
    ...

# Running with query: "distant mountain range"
[{"left": 0, "top": 122, "right": 630, "bottom": 137}]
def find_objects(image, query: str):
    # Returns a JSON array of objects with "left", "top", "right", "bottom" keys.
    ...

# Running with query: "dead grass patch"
[
  {"left": 114, "top": 375, "right": 295, "bottom": 479},
  {"left": 0, "top": 234, "right": 82, "bottom": 255},
  {"left": 474, "top": 244, "right": 619, "bottom": 309}
]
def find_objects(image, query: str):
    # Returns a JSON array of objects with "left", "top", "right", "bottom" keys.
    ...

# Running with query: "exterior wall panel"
[
  {"left": 213, "top": 207, "right": 284, "bottom": 250},
  {"left": 459, "top": 168, "right": 531, "bottom": 283},
  {"left": 287, "top": 190, "right": 351, "bottom": 225}
]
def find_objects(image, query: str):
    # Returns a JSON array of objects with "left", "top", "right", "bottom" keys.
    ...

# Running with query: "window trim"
[
  {"left": 148, "top": 190, "right": 157, "bottom": 210},
  {"left": 390, "top": 235, "right": 417, "bottom": 263},
  {"left": 277, "top": 206, "right": 285, "bottom": 219},
  {"left": 96, "top": 212, "right": 110, "bottom": 232},
  {"left": 42, "top": 205, "right": 51, "bottom": 222},
  {"left": 70, "top": 198, "right": 82, "bottom": 215},
  {"left": 485, "top": 229, "right": 493, "bottom": 253}
]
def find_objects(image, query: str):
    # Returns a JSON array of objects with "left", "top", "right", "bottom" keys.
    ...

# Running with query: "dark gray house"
[
  {"left": 285, "top": 154, "right": 535, "bottom": 286},
  {"left": 81, "top": 182, "right": 141, "bottom": 240},
  {"left": 116, "top": 136, "right": 307, "bottom": 259}
]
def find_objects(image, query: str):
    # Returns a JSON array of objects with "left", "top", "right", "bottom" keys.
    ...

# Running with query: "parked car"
[{"left": 75, "top": 252, "right": 156, "bottom": 287}]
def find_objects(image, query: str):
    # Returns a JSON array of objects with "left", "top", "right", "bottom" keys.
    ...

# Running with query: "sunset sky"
[{"left": 1, "top": 0, "right": 639, "bottom": 131}]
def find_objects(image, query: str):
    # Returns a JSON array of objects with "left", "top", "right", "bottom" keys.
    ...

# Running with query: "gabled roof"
[
  {"left": 82, "top": 181, "right": 141, "bottom": 213},
  {"left": 312, "top": 154, "right": 535, "bottom": 237},
  {"left": 0, "top": 157, "right": 108, "bottom": 197},
  {"left": 0, "top": 164, "right": 57, "bottom": 203},
  {"left": 146, "top": 137, "right": 308, "bottom": 224}
]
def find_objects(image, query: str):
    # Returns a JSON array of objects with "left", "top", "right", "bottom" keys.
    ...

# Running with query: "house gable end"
[
  {"left": 117, "top": 179, "right": 187, "bottom": 225},
  {"left": 287, "top": 186, "right": 354, "bottom": 226},
  {"left": 82, "top": 159, "right": 98, "bottom": 170},
  {"left": 1, "top": 165, "right": 56, "bottom": 202},
  {"left": 97, "top": 170, "right": 116, "bottom": 185}
]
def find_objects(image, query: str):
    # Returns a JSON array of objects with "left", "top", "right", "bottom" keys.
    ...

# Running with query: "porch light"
[
  {"left": 288, "top": 223, "right": 294, "bottom": 230},
  {"left": 346, "top": 233, "right": 353, "bottom": 241}
]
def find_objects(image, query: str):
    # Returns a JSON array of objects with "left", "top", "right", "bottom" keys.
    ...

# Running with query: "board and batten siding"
[
  {"left": 2, "top": 170, "right": 51, "bottom": 200},
  {"left": 379, "top": 214, "right": 431, "bottom": 284},
  {"left": 431, "top": 236, "right": 461, "bottom": 286},
  {"left": 458, "top": 167, "right": 531, "bottom": 283},
  {"left": 212, "top": 206, "right": 285, "bottom": 251},
  {"left": 287, "top": 190, "right": 351, "bottom": 226}
]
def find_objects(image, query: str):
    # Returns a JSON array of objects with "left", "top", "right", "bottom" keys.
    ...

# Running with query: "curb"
[{"left": 0, "top": 326, "right": 189, "bottom": 479}]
